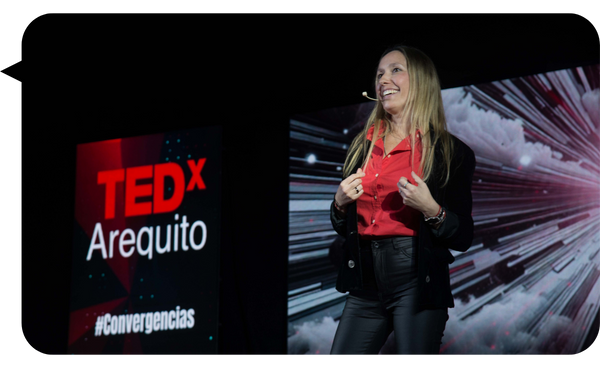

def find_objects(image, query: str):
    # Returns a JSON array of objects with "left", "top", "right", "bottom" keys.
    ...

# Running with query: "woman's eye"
[
  {"left": 393, "top": 67, "right": 401, "bottom": 72},
  {"left": 376, "top": 73, "right": 383, "bottom": 79}
]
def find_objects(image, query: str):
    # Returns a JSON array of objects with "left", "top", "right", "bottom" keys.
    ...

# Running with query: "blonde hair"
[{"left": 343, "top": 45, "right": 454, "bottom": 187}]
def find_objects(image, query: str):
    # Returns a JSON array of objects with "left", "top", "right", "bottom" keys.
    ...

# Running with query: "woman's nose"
[{"left": 378, "top": 73, "right": 390, "bottom": 84}]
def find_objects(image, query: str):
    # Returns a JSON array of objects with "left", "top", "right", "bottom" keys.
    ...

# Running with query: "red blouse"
[{"left": 356, "top": 124, "right": 423, "bottom": 239}]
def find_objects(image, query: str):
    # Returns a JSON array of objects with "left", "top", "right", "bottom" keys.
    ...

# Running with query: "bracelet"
[
  {"left": 334, "top": 199, "right": 346, "bottom": 213},
  {"left": 424, "top": 205, "right": 442, "bottom": 221},
  {"left": 437, "top": 208, "right": 447, "bottom": 225},
  {"left": 424, "top": 206, "right": 445, "bottom": 226}
]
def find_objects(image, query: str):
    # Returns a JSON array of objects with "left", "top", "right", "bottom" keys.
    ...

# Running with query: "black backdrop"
[{"left": 18, "top": 14, "right": 599, "bottom": 353}]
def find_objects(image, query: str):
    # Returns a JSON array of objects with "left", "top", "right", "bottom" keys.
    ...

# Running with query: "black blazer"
[{"left": 330, "top": 132, "right": 476, "bottom": 309}]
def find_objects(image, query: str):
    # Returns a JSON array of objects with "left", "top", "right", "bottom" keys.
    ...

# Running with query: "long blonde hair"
[{"left": 343, "top": 45, "right": 454, "bottom": 187}]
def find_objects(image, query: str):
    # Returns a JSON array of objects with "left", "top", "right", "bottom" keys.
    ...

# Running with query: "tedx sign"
[{"left": 68, "top": 126, "right": 221, "bottom": 353}]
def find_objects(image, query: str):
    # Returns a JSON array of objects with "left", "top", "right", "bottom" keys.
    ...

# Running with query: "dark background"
[{"left": 17, "top": 14, "right": 599, "bottom": 353}]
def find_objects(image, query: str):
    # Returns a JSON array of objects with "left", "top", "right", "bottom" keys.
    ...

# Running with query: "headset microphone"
[{"left": 362, "top": 91, "right": 378, "bottom": 101}]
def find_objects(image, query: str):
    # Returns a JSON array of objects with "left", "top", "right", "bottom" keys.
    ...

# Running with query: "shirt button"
[
  {"left": 374, "top": 195, "right": 377, "bottom": 200},
  {"left": 372, "top": 219, "right": 375, "bottom": 224},
  {"left": 375, "top": 173, "right": 379, "bottom": 177},
  {"left": 348, "top": 260, "right": 355, "bottom": 268}
]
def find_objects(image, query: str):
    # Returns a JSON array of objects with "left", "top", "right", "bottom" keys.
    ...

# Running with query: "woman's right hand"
[{"left": 334, "top": 168, "right": 366, "bottom": 210}]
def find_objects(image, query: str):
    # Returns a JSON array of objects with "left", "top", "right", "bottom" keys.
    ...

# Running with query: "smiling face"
[{"left": 376, "top": 50, "right": 410, "bottom": 117}]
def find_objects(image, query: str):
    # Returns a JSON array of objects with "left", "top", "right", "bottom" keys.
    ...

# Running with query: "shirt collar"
[
  {"left": 366, "top": 123, "right": 384, "bottom": 141},
  {"left": 366, "top": 122, "right": 421, "bottom": 151}
]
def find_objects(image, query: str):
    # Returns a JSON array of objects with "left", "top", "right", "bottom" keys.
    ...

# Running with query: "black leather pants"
[{"left": 330, "top": 236, "right": 448, "bottom": 354}]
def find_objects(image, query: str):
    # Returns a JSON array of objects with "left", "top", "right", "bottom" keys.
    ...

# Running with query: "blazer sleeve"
[
  {"left": 330, "top": 200, "right": 347, "bottom": 237},
  {"left": 329, "top": 154, "right": 362, "bottom": 238},
  {"left": 430, "top": 140, "right": 476, "bottom": 252}
]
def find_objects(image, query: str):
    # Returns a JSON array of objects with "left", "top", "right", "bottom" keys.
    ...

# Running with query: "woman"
[{"left": 329, "top": 45, "right": 475, "bottom": 354}]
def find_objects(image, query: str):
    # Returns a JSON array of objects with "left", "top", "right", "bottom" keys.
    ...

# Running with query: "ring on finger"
[
  {"left": 355, "top": 186, "right": 360, "bottom": 193},
  {"left": 402, "top": 181, "right": 409, "bottom": 188}
]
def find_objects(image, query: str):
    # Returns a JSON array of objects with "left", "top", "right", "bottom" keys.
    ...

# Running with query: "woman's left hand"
[{"left": 398, "top": 171, "right": 440, "bottom": 217}]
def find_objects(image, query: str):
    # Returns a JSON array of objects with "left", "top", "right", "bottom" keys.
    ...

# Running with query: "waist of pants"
[
  {"left": 354, "top": 235, "right": 418, "bottom": 298},
  {"left": 359, "top": 235, "right": 415, "bottom": 250}
]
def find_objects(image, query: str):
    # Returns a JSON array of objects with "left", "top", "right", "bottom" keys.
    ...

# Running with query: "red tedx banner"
[{"left": 69, "top": 127, "right": 221, "bottom": 354}]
